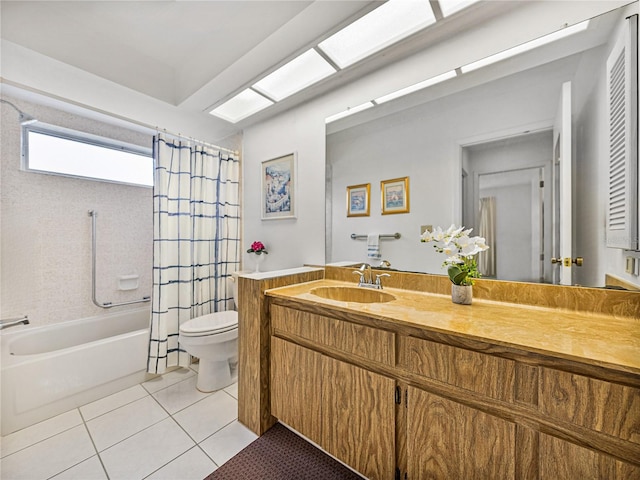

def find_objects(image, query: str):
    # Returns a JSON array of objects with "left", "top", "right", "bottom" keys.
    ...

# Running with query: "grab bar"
[
  {"left": 1, "top": 315, "right": 29, "bottom": 330},
  {"left": 89, "top": 210, "right": 151, "bottom": 309}
]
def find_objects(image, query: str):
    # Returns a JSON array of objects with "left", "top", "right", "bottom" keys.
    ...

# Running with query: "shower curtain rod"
[{"left": 155, "top": 128, "right": 239, "bottom": 155}]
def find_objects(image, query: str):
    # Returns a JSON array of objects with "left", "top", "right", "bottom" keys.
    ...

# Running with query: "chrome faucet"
[
  {"left": 0, "top": 315, "right": 29, "bottom": 330},
  {"left": 353, "top": 264, "right": 390, "bottom": 289}
]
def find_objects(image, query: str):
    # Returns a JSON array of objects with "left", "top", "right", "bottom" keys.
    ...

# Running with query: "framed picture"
[
  {"left": 381, "top": 177, "right": 410, "bottom": 215},
  {"left": 346, "top": 183, "right": 370, "bottom": 217},
  {"left": 262, "top": 153, "right": 296, "bottom": 220}
]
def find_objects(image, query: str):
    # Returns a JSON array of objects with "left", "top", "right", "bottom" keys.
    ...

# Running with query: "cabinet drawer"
[
  {"left": 540, "top": 368, "right": 640, "bottom": 445},
  {"left": 270, "top": 304, "right": 394, "bottom": 365},
  {"left": 401, "top": 336, "right": 515, "bottom": 402}
]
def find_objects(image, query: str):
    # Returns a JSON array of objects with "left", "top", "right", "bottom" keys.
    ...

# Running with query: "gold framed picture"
[
  {"left": 346, "top": 183, "right": 370, "bottom": 217},
  {"left": 381, "top": 177, "right": 410, "bottom": 215}
]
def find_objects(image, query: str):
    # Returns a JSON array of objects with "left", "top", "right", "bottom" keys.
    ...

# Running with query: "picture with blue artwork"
[{"left": 262, "top": 153, "right": 296, "bottom": 219}]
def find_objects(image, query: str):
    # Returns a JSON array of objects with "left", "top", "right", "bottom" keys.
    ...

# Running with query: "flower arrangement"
[
  {"left": 420, "top": 224, "right": 489, "bottom": 286},
  {"left": 247, "top": 241, "right": 268, "bottom": 255}
]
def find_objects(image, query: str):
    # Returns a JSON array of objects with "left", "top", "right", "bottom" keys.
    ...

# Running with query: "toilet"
[{"left": 178, "top": 272, "right": 242, "bottom": 392}]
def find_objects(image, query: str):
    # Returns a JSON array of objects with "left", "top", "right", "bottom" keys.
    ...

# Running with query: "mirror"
[{"left": 326, "top": 3, "right": 639, "bottom": 289}]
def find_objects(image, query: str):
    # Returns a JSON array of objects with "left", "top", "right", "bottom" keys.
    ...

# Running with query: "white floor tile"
[
  {"left": 145, "top": 446, "right": 217, "bottom": 480},
  {"left": 50, "top": 455, "right": 108, "bottom": 480},
  {"left": 199, "top": 421, "right": 258, "bottom": 467},
  {"left": 0, "top": 425, "right": 95, "bottom": 480},
  {"left": 99, "top": 418, "right": 195, "bottom": 480},
  {"left": 86, "top": 396, "right": 168, "bottom": 451},
  {"left": 80, "top": 385, "right": 149, "bottom": 421},
  {"left": 173, "top": 391, "right": 237, "bottom": 443},
  {"left": 0, "top": 409, "right": 83, "bottom": 459},
  {"left": 142, "top": 368, "right": 195, "bottom": 394},
  {"left": 152, "top": 376, "right": 211, "bottom": 414},
  {"left": 223, "top": 382, "right": 238, "bottom": 399}
]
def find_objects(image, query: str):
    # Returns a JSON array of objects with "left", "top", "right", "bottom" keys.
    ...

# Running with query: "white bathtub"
[{"left": 1, "top": 307, "right": 152, "bottom": 435}]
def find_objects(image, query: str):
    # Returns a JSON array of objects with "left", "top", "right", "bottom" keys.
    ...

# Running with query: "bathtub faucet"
[{"left": 0, "top": 315, "right": 29, "bottom": 330}]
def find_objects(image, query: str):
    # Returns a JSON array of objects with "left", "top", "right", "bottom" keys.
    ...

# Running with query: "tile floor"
[{"left": 0, "top": 366, "right": 257, "bottom": 480}]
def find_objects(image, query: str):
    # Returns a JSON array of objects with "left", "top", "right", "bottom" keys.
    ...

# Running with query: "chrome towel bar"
[{"left": 350, "top": 233, "right": 401, "bottom": 240}]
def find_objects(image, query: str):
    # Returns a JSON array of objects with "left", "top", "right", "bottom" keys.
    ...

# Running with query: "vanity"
[{"left": 237, "top": 266, "right": 640, "bottom": 480}]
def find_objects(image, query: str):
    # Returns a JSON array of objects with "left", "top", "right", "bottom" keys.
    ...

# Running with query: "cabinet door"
[
  {"left": 323, "top": 356, "right": 396, "bottom": 480},
  {"left": 407, "top": 387, "right": 516, "bottom": 479},
  {"left": 270, "top": 337, "right": 323, "bottom": 446},
  {"left": 539, "top": 433, "right": 640, "bottom": 480}
]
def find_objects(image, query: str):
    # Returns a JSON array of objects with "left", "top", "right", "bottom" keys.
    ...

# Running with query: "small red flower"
[{"left": 247, "top": 241, "right": 268, "bottom": 254}]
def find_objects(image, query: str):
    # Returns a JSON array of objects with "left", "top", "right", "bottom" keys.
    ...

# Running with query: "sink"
[{"left": 310, "top": 286, "right": 396, "bottom": 303}]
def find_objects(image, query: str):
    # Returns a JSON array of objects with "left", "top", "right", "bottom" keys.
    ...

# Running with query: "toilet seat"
[{"left": 180, "top": 311, "right": 238, "bottom": 337}]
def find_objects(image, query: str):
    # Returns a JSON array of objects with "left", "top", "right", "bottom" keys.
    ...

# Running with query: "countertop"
[{"left": 265, "top": 279, "right": 640, "bottom": 378}]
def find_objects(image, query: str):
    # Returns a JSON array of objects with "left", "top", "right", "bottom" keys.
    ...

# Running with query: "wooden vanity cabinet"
[
  {"left": 268, "top": 302, "right": 640, "bottom": 480},
  {"left": 270, "top": 336, "right": 396, "bottom": 480}
]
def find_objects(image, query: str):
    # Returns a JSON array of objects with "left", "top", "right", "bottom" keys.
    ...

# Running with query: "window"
[{"left": 22, "top": 123, "right": 153, "bottom": 187}]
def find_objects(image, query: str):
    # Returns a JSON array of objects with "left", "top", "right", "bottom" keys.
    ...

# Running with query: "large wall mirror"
[{"left": 326, "top": 2, "right": 639, "bottom": 290}]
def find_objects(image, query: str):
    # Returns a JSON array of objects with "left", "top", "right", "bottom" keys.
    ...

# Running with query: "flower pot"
[
  {"left": 253, "top": 254, "right": 265, "bottom": 272},
  {"left": 451, "top": 284, "right": 472, "bottom": 305}
]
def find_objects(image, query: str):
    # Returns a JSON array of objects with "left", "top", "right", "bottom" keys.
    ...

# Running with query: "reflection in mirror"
[{"left": 326, "top": 3, "right": 639, "bottom": 289}]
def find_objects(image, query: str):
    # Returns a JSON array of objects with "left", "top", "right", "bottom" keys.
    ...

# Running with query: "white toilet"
[{"left": 178, "top": 272, "right": 241, "bottom": 392}]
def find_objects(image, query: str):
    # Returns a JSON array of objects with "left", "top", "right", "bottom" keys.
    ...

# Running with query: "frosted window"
[{"left": 24, "top": 125, "right": 153, "bottom": 187}]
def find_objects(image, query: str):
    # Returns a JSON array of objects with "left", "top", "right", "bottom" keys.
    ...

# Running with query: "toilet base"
[{"left": 196, "top": 357, "right": 238, "bottom": 393}]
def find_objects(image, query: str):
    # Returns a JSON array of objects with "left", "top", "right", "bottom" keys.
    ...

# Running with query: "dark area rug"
[{"left": 203, "top": 423, "right": 364, "bottom": 480}]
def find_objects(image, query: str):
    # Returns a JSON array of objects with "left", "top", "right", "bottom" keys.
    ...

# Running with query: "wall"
[{"left": 1, "top": 95, "right": 153, "bottom": 326}]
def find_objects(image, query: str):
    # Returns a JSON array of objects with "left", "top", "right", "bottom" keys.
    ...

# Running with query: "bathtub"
[{"left": 1, "top": 307, "right": 152, "bottom": 436}]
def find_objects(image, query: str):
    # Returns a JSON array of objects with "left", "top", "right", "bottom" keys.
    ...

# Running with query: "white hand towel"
[{"left": 367, "top": 233, "right": 381, "bottom": 260}]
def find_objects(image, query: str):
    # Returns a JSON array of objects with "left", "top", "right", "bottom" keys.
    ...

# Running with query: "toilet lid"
[{"left": 180, "top": 311, "right": 238, "bottom": 335}]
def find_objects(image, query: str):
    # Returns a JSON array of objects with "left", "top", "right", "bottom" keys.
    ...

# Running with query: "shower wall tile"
[{"left": 1, "top": 96, "right": 153, "bottom": 326}]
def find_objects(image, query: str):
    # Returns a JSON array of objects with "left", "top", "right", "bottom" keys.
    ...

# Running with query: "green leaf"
[{"left": 447, "top": 265, "right": 468, "bottom": 285}]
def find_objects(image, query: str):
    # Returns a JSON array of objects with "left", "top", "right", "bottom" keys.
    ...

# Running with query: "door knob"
[{"left": 551, "top": 257, "right": 583, "bottom": 266}]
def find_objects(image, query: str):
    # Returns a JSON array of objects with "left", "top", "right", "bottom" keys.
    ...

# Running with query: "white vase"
[
  {"left": 451, "top": 284, "right": 472, "bottom": 305},
  {"left": 253, "top": 254, "right": 265, "bottom": 272}
]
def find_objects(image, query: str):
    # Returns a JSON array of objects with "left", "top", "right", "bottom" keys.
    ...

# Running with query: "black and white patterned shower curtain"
[{"left": 147, "top": 134, "right": 240, "bottom": 374}]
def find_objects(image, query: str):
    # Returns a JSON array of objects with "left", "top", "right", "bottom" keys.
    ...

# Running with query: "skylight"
[
  {"left": 375, "top": 70, "right": 458, "bottom": 104},
  {"left": 209, "top": 88, "right": 273, "bottom": 123},
  {"left": 325, "top": 102, "right": 375, "bottom": 123},
  {"left": 253, "top": 49, "right": 337, "bottom": 102},
  {"left": 438, "top": 0, "right": 481, "bottom": 17},
  {"left": 460, "top": 20, "right": 590, "bottom": 73},
  {"left": 318, "top": 0, "right": 436, "bottom": 69}
]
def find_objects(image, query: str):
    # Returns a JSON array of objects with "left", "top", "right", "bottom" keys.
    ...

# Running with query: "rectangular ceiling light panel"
[
  {"left": 461, "top": 20, "right": 590, "bottom": 73},
  {"left": 209, "top": 88, "right": 274, "bottom": 123},
  {"left": 375, "top": 70, "right": 458, "bottom": 103},
  {"left": 253, "top": 49, "right": 336, "bottom": 102},
  {"left": 318, "top": 0, "right": 436, "bottom": 69},
  {"left": 325, "top": 101, "right": 374, "bottom": 123}
]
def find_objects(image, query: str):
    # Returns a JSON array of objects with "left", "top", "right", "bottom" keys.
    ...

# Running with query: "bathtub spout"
[{"left": 0, "top": 315, "right": 29, "bottom": 330}]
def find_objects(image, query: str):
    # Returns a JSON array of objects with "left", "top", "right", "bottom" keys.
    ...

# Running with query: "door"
[{"left": 552, "top": 81, "right": 573, "bottom": 285}]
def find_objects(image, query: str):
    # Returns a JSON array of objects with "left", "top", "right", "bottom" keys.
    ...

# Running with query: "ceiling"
[
  {"left": 1, "top": 1, "right": 518, "bottom": 138},
  {"left": 1, "top": 1, "right": 627, "bottom": 142}
]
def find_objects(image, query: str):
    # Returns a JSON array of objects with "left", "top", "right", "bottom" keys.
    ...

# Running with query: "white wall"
[{"left": 1, "top": 96, "right": 153, "bottom": 326}]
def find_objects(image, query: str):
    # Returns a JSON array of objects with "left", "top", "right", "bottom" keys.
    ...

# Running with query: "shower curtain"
[
  {"left": 478, "top": 196, "right": 496, "bottom": 278},
  {"left": 147, "top": 134, "right": 240, "bottom": 374}
]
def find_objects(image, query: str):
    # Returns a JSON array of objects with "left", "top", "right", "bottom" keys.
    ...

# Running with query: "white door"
[{"left": 551, "top": 81, "right": 573, "bottom": 285}]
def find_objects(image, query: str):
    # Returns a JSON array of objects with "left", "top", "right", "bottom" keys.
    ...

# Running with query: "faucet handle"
[{"left": 375, "top": 273, "right": 391, "bottom": 287}]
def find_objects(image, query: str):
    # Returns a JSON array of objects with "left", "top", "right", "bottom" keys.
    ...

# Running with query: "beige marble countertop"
[{"left": 266, "top": 279, "right": 640, "bottom": 377}]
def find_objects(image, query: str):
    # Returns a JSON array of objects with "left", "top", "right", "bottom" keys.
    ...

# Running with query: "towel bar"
[{"left": 350, "top": 233, "right": 401, "bottom": 240}]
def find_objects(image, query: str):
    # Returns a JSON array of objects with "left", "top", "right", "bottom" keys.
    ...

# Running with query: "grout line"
[{"left": 78, "top": 418, "right": 111, "bottom": 480}]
